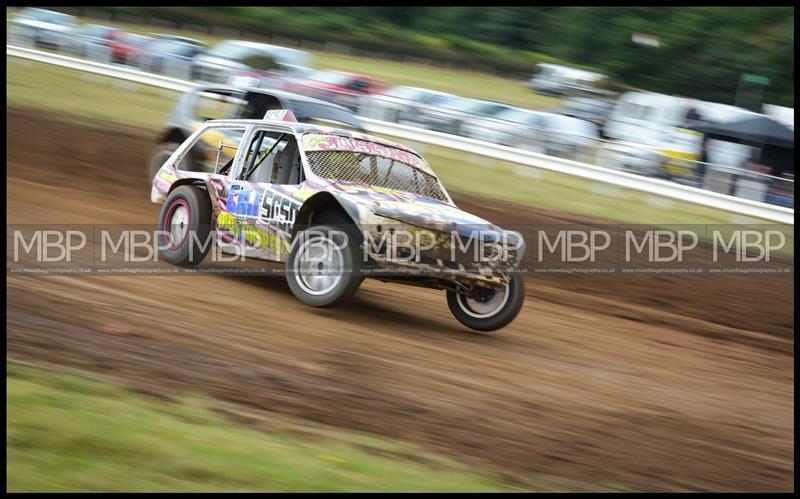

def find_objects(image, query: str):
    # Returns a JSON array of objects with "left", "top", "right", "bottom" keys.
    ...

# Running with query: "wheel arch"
[
  {"left": 166, "top": 177, "right": 219, "bottom": 214},
  {"left": 292, "top": 192, "right": 359, "bottom": 239}
]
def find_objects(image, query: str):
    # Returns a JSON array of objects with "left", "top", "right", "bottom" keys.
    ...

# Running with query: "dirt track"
[{"left": 6, "top": 108, "right": 794, "bottom": 491}]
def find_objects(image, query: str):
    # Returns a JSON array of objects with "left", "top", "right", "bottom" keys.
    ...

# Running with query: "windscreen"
[
  {"left": 494, "top": 108, "right": 541, "bottom": 126},
  {"left": 543, "top": 114, "right": 598, "bottom": 138},
  {"left": 438, "top": 97, "right": 478, "bottom": 112},
  {"left": 37, "top": 10, "right": 74, "bottom": 25},
  {"left": 274, "top": 48, "right": 312, "bottom": 68},
  {"left": 302, "top": 134, "right": 448, "bottom": 201},
  {"left": 567, "top": 99, "right": 598, "bottom": 113},
  {"left": 475, "top": 102, "right": 512, "bottom": 116},
  {"left": 207, "top": 41, "right": 252, "bottom": 60}
]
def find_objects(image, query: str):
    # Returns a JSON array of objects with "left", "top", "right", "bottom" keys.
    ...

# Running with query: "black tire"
[
  {"left": 157, "top": 186, "right": 213, "bottom": 267},
  {"left": 148, "top": 142, "right": 182, "bottom": 181},
  {"left": 447, "top": 274, "right": 525, "bottom": 332},
  {"left": 286, "top": 218, "right": 364, "bottom": 308}
]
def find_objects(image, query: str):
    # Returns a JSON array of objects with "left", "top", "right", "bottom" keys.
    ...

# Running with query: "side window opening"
[
  {"left": 273, "top": 138, "right": 303, "bottom": 185},
  {"left": 178, "top": 127, "right": 245, "bottom": 173},
  {"left": 241, "top": 131, "right": 303, "bottom": 185}
]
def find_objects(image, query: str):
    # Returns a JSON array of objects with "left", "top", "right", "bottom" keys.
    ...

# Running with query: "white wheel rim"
[
  {"left": 168, "top": 205, "right": 189, "bottom": 247},
  {"left": 456, "top": 284, "right": 510, "bottom": 319},
  {"left": 294, "top": 236, "right": 344, "bottom": 296}
]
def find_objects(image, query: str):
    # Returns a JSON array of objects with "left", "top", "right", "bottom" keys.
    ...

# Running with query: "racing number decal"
[
  {"left": 260, "top": 190, "right": 300, "bottom": 233},
  {"left": 220, "top": 184, "right": 300, "bottom": 260}
]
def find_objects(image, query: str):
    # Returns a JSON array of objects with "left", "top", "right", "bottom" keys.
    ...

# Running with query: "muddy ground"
[{"left": 6, "top": 108, "right": 794, "bottom": 491}]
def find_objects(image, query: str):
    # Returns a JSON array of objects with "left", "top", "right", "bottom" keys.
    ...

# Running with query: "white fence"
[{"left": 6, "top": 44, "right": 794, "bottom": 225}]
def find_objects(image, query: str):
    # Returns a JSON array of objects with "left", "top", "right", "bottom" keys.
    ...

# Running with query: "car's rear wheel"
[
  {"left": 447, "top": 274, "right": 525, "bottom": 332},
  {"left": 286, "top": 222, "right": 364, "bottom": 308},
  {"left": 157, "top": 185, "right": 213, "bottom": 267}
]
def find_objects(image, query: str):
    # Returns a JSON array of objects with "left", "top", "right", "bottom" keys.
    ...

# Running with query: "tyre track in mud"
[{"left": 6, "top": 108, "right": 794, "bottom": 491}]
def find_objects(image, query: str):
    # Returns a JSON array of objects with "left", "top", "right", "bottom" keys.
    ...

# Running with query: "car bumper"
[{"left": 356, "top": 216, "right": 525, "bottom": 289}]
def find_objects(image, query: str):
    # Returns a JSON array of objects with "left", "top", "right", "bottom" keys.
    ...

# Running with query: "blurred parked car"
[
  {"left": 66, "top": 24, "right": 119, "bottom": 59},
  {"left": 192, "top": 40, "right": 312, "bottom": 84},
  {"left": 557, "top": 97, "right": 615, "bottom": 136},
  {"left": 463, "top": 108, "right": 599, "bottom": 160},
  {"left": 138, "top": 35, "right": 207, "bottom": 77},
  {"left": 526, "top": 63, "right": 608, "bottom": 97},
  {"left": 358, "top": 86, "right": 455, "bottom": 123},
  {"left": 227, "top": 70, "right": 292, "bottom": 92},
  {"left": 285, "top": 70, "right": 388, "bottom": 111},
  {"left": 462, "top": 107, "right": 544, "bottom": 146},
  {"left": 9, "top": 8, "right": 77, "bottom": 51},
  {"left": 537, "top": 113, "right": 600, "bottom": 159},
  {"left": 147, "top": 85, "right": 364, "bottom": 179},
  {"left": 108, "top": 31, "right": 154, "bottom": 66},
  {"left": 415, "top": 96, "right": 516, "bottom": 135}
]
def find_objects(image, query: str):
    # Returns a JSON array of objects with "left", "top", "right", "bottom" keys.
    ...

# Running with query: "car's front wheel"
[
  {"left": 157, "top": 185, "right": 213, "bottom": 267},
  {"left": 447, "top": 274, "right": 525, "bottom": 332},
  {"left": 286, "top": 224, "right": 364, "bottom": 307}
]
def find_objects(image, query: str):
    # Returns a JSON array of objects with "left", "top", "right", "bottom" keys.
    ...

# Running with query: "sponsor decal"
[
  {"left": 227, "top": 183, "right": 263, "bottom": 219},
  {"left": 158, "top": 170, "right": 177, "bottom": 183},
  {"left": 217, "top": 211, "right": 290, "bottom": 256}
]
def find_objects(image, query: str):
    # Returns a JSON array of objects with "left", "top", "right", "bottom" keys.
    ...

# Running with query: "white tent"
[{"left": 763, "top": 104, "right": 794, "bottom": 131}]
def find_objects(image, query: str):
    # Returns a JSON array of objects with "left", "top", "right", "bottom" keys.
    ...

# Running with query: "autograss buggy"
[{"left": 150, "top": 110, "right": 526, "bottom": 331}]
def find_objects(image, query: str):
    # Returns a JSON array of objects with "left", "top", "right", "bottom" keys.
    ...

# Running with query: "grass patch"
[
  {"left": 7, "top": 360, "right": 517, "bottom": 492},
  {"left": 7, "top": 58, "right": 173, "bottom": 129}
]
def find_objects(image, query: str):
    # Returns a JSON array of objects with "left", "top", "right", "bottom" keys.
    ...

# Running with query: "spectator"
[
  {"left": 731, "top": 153, "right": 772, "bottom": 199},
  {"left": 695, "top": 134, "right": 709, "bottom": 186},
  {"left": 685, "top": 106, "right": 702, "bottom": 123},
  {"left": 683, "top": 104, "right": 704, "bottom": 130}
]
